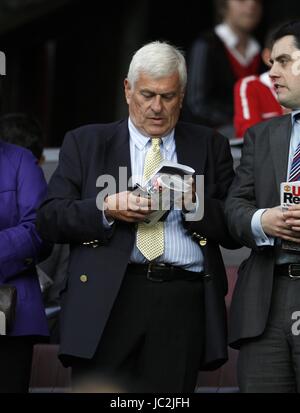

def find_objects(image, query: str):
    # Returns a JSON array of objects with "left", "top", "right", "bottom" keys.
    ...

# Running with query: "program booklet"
[
  {"left": 280, "top": 181, "right": 300, "bottom": 251},
  {"left": 133, "top": 160, "right": 195, "bottom": 226}
]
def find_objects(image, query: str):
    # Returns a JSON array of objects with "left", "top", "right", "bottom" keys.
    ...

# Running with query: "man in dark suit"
[
  {"left": 226, "top": 21, "right": 300, "bottom": 392},
  {"left": 37, "top": 41, "right": 236, "bottom": 392}
]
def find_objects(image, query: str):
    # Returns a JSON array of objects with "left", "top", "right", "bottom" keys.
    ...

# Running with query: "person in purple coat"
[{"left": 0, "top": 139, "right": 49, "bottom": 393}]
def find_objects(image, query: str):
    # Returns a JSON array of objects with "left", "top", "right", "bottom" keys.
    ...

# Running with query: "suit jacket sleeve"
[
  {"left": 37, "top": 131, "right": 110, "bottom": 244},
  {"left": 0, "top": 150, "right": 48, "bottom": 282},
  {"left": 225, "top": 128, "right": 261, "bottom": 249},
  {"left": 185, "top": 132, "right": 238, "bottom": 249}
]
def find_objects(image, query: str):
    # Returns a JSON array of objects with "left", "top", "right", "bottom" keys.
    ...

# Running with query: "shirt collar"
[
  {"left": 291, "top": 110, "right": 300, "bottom": 125},
  {"left": 215, "top": 23, "right": 260, "bottom": 65},
  {"left": 128, "top": 117, "right": 175, "bottom": 152}
]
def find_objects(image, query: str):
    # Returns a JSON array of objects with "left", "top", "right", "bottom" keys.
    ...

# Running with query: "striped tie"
[
  {"left": 289, "top": 117, "right": 300, "bottom": 182},
  {"left": 136, "top": 138, "right": 164, "bottom": 261}
]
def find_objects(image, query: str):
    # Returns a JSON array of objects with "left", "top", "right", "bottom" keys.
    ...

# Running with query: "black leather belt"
[
  {"left": 274, "top": 264, "right": 300, "bottom": 279},
  {"left": 126, "top": 263, "right": 204, "bottom": 282}
]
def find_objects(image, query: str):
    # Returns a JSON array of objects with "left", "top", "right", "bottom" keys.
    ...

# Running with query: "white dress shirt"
[{"left": 128, "top": 118, "right": 203, "bottom": 272}]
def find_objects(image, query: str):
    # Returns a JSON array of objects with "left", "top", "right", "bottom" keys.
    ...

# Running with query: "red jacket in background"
[{"left": 234, "top": 72, "right": 284, "bottom": 138}]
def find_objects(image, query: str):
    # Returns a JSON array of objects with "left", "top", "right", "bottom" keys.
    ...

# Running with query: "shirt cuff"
[
  {"left": 251, "top": 209, "right": 274, "bottom": 246},
  {"left": 102, "top": 208, "right": 114, "bottom": 229}
]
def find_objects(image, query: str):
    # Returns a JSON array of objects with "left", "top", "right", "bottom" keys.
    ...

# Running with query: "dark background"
[{"left": 0, "top": 0, "right": 299, "bottom": 146}]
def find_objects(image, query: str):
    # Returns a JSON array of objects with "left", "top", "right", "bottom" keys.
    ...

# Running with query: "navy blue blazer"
[{"left": 37, "top": 120, "right": 236, "bottom": 369}]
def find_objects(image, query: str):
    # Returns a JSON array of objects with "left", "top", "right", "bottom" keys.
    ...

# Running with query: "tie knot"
[{"left": 151, "top": 138, "right": 161, "bottom": 150}]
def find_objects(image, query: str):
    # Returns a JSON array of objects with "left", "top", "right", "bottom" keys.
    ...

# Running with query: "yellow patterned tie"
[{"left": 136, "top": 138, "right": 164, "bottom": 261}]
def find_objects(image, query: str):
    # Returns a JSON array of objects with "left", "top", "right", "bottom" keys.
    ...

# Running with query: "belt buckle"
[
  {"left": 288, "top": 264, "right": 300, "bottom": 279},
  {"left": 146, "top": 263, "right": 164, "bottom": 282}
]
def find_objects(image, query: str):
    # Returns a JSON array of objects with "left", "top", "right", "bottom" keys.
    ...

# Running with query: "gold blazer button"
[
  {"left": 199, "top": 238, "right": 207, "bottom": 246},
  {"left": 80, "top": 274, "right": 88, "bottom": 283}
]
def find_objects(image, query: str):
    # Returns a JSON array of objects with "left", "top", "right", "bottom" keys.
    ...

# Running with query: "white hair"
[{"left": 127, "top": 41, "right": 187, "bottom": 91}]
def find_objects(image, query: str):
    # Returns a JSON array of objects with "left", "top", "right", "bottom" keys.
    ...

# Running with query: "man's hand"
[
  {"left": 104, "top": 191, "right": 153, "bottom": 223},
  {"left": 261, "top": 205, "right": 300, "bottom": 243},
  {"left": 283, "top": 204, "right": 300, "bottom": 236}
]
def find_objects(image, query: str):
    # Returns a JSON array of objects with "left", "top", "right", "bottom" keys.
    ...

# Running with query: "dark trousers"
[
  {"left": 0, "top": 336, "right": 36, "bottom": 393},
  {"left": 238, "top": 275, "right": 300, "bottom": 393},
  {"left": 71, "top": 269, "right": 205, "bottom": 392}
]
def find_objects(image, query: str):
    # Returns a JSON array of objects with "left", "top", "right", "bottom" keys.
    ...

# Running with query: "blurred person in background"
[
  {"left": 234, "top": 27, "right": 285, "bottom": 138},
  {"left": 0, "top": 113, "right": 45, "bottom": 164},
  {"left": 183, "top": 0, "right": 263, "bottom": 138},
  {"left": 0, "top": 119, "right": 49, "bottom": 392},
  {"left": 0, "top": 113, "right": 69, "bottom": 344}
]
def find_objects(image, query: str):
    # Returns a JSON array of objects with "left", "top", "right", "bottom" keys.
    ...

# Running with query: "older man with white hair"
[{"left": 37, "top": 41, "right": 236, "bottom": 392}]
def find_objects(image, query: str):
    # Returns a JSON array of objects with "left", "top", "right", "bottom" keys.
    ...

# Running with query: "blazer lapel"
[
  {"left": 269, "top": 115, "right": 292, "bottom": 197},
  {"left": 104, "top": 120, "right": 132, "bottom": 192},
  {"left": 174, "top": 123, "right": 207, "bottom": 176}
]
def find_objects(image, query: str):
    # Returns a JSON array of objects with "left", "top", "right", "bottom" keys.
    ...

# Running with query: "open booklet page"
[{"left": 134, "top": 160, "right": 195, "bottom": 226}]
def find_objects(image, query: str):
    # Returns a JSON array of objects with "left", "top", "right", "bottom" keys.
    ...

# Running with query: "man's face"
[
  {"left": 124, "top": 72, "right": 184, "bottom": 138},
  {"left": 225, "top": 0, "right": 262, "bottom": 33},
  {"left": 270, "top": 35, "right": 300, "bottom": 109}
]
